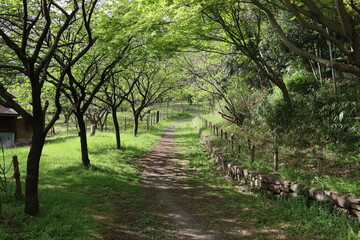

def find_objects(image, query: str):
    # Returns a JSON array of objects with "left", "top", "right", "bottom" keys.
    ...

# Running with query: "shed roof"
[{"left": 0, "top": 104, "right": 19, "bottom": 117}]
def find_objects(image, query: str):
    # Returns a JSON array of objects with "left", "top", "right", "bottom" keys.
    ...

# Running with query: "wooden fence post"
[
  {"left": 273, "top": 136, "right": 279, "bottom": 171},
  {"left": 156, "top": 111, "right": 160, "bottom": 124},
  {"left": 230, "top": 134, "right": 234, "bottom": 150},
  {"left": 224, "top": 132, "right": 228, "bottom": 143},
  {"left": 216, "top": 127, "right": 219, "bottom": 137},
  {"left": 12, "top": 155, "right": 23, "bottom": 200},
  {"left": 251, "top": 146, "right": 255, "bottom": 163},
  {"left": 317, "top": 151, "right": 324, "bottom": 177},
  {"left": 237, "top": 145, "right": 241, "bottom": 155},
  {"left": 220, "top": 129, "right": 223, "bottom": 140},
  {"left": 247, "top": 139, "right": 252, "bottom": 151},
  {"left": 146, "top": 116, "right": 149, "bottom": 131},
  {"left": 124, "top": 117, "right": 127, "bottom": 131}
]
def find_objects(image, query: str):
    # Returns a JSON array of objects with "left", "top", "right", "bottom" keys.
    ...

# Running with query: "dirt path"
[{"left": 140, "top": 119, "right": 222, "bottom": 240}]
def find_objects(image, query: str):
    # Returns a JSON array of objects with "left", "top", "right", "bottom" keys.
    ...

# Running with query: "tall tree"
[
  {"left": 0, "top": 0, "right": 97, "bottom": 215},
  {"left": 250, "top": 0, "right": 360, "bottom": 77},
  {"left": 125, "top": 60, "right": 174, "bottom": 136},
  {"left": 198, "top": 2, "right": 292, "bottom": 106},
  {"left": 49, "top": 43, "right": 131, "bottom": 167},
  {"left": 95, "top": 67, "right": 137, "bottom": 149}
]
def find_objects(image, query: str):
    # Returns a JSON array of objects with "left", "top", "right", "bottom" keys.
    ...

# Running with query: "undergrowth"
[
  {"left": 198, "top": 114, "right": 360, "bottom": 196},
  {"left": 174, "top": 119, "right": 360, "bottom": 239}
]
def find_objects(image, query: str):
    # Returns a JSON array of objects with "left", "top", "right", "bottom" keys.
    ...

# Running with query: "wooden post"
[
  {"left": 230, "top": 134, "right": 234, "bottom": 150},
  {"left": 247, "top": 139, "right": 252, "bottom": 151},
  {"left": 124, "top": 117, "right": 127, "bottom": 131},
  {"left": 146, "top": 116, "right": 149, "bottom": 131},
  {"left": 224, "top": 132, "right": 228, "bottom": 142},
  {"left": 317, "top": 151, "right": 324, "bottom": 177},
  {"left": 220, "top": 129, "right": 223, "bottom": 140},
  {"left": 216, "top": 127, "right": 219, "bottom": 137},
  {"left": 12, "top": 155, "right": 23, "bottom": 200},
  {"left": 251, "top": 146, "right": 255, "bottom": 163},
  {"left": 156, "top": 111, "right": 160, "bottom": 124},
  {"left": 273, "top": 136, "right": 279, "bottom": 171},
  {"left": 237, "top": 145, "right": 241, "bottom": 154}
]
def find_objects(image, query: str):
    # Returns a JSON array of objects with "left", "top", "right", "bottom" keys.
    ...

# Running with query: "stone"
[
  {"left": 309, "top": 188, "right": 331, "bottom": 202},
  {"left": 243, "top": 169, "right": 250, "bottom": 180},
  {"left": 258, "top": 174, "right": 272, "bottom": 183},
  {"left": 227, "top": 163, "right": 233, "bottom": 177},
  {"left": 351, "top": 204, "right": 360, "bottom": 211},
  {"left": 290, "top": 183, "right": 309, "bottom": 195},
  {"left": 254, "top": 179, "right": 262, "bottom": 188},
  {"left": 266, "top": 175, "right": 281, "bottom": 185},
  {"left": 231, "top": 165, "right": 238, "bottom": 180},
  {"left": 268, "top": 184, "right": 281, "bottom": 194},
  {"left": 280, "top": 180, "right": 293, "bottom": 193},
  {"left": 350, "top": 198, "right": 360, "bottom": 205},
  {"left": 249, "top": 170, "right": 259, "bottom": 179},
  {"left": 236, "top": 167, "right": 243, "bottom": 181},
  {"left": 329, "top": 192, "right": 351, "bottom": 209},
  {"left": 350, "top": 209, "right": 360, "bottom": 218},
  {"left": 280, "top": 192, "right": 298, "bottom": 198}
]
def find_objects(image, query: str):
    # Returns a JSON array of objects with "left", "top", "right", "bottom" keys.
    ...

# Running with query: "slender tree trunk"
[
  {"left": 76, "top": 114, "right": 90, "bottom": 167},
  {"left": 133, "top": 114, "right": 139, "bottom": 137},
  {"left": 112, "top": 108, "right": 121, "bottom": 149},
  {"left": 24, "top": 123, "right": 46, "bottom": 215},
  {"left": 277, "top": 81, "right": 292, "bottom": 108}
]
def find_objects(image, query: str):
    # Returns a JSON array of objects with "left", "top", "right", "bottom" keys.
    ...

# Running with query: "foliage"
[
  {"left": 261, "top": 80, "right": 359, "bottom": 149},
  {"left": 284, "top": 69, "right": 319, "bottom": 94}
]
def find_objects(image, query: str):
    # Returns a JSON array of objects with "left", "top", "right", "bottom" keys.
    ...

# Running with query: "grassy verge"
[
  {"left": 173, "top": 119, "right": 360, "bottom": 240},
  {"left": 0, "top": 114, "right": 188, "bottom": 240}
]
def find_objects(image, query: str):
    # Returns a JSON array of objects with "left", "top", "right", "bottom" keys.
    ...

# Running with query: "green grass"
[
  {"left": 198, "top": 114, "right": 360, "bottom": 197},
  {"left": 173, "top": 119, "right": 360, "bottom": 240},
  {"left": 0, "top": 114, "right": 188, "bottom": 240}
]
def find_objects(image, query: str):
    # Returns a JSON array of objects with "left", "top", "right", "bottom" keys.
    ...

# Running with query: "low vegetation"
[
  {"left": 174, "top": 120, "right": 360, "bottom": 240},
  {"left": 0, "top": 115, "right": 186, "bottom": 239},
  {"left": 196, "top": 113, "right": 360, "bottom": 197}
]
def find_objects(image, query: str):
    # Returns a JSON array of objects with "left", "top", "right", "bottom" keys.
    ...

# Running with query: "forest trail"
[
  {"left": 94, "top": 119, "right": 285, "bottom": 240},
  {"left": 140, "top": 118, "right": 221, "bottom": 240}
]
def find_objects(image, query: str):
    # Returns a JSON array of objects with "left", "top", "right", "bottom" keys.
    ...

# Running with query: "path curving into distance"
[{"left": 140, "top": 118, "right": 221, "bottom": 240}]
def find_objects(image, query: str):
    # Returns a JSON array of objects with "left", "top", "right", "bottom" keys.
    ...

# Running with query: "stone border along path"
[
  {"left": 198, "top": 125, "right": 360, "bottom": 220},
  {"left": 140, "top": 118, "right": 222, "bottom": 240}
]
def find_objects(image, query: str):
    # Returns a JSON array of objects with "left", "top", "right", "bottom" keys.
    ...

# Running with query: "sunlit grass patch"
[
  {"left": 173, "top": 119, "right": 360, "bottom": 240},
  {"left": 0, "top": 114, "right": 187, "bottom": 239}
]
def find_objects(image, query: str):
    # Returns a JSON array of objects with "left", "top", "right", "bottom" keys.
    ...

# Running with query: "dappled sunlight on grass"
[
  {"left": 0, "top": 114, "right": 188, "bottom": 239},
  {"left": 173, "top": 120, "right": 360, "bottom": 240}
]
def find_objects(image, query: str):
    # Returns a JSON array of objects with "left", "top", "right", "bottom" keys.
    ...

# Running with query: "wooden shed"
[
  {"left": 0, "top": 104, "right": 18, "bottom": 147},
  {"left": 0, "top": 94, "right": 32, "bottom": 147}
]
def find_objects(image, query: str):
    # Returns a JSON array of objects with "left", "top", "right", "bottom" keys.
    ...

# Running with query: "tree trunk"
[
  {"left": 76, "top": 114, "right": 90, "bottom": 167},
  {"left": 112, "top": 108, "right": 121, "bottom": 149},
  {"left": 133, "top": 114, "right": 139, "bottom": 137},
  {"left": 24, "top": 124, "right": 46, "bottom": 216},
  {"left": 277, "top": 81, "right": 292, "bottom": 108}
]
